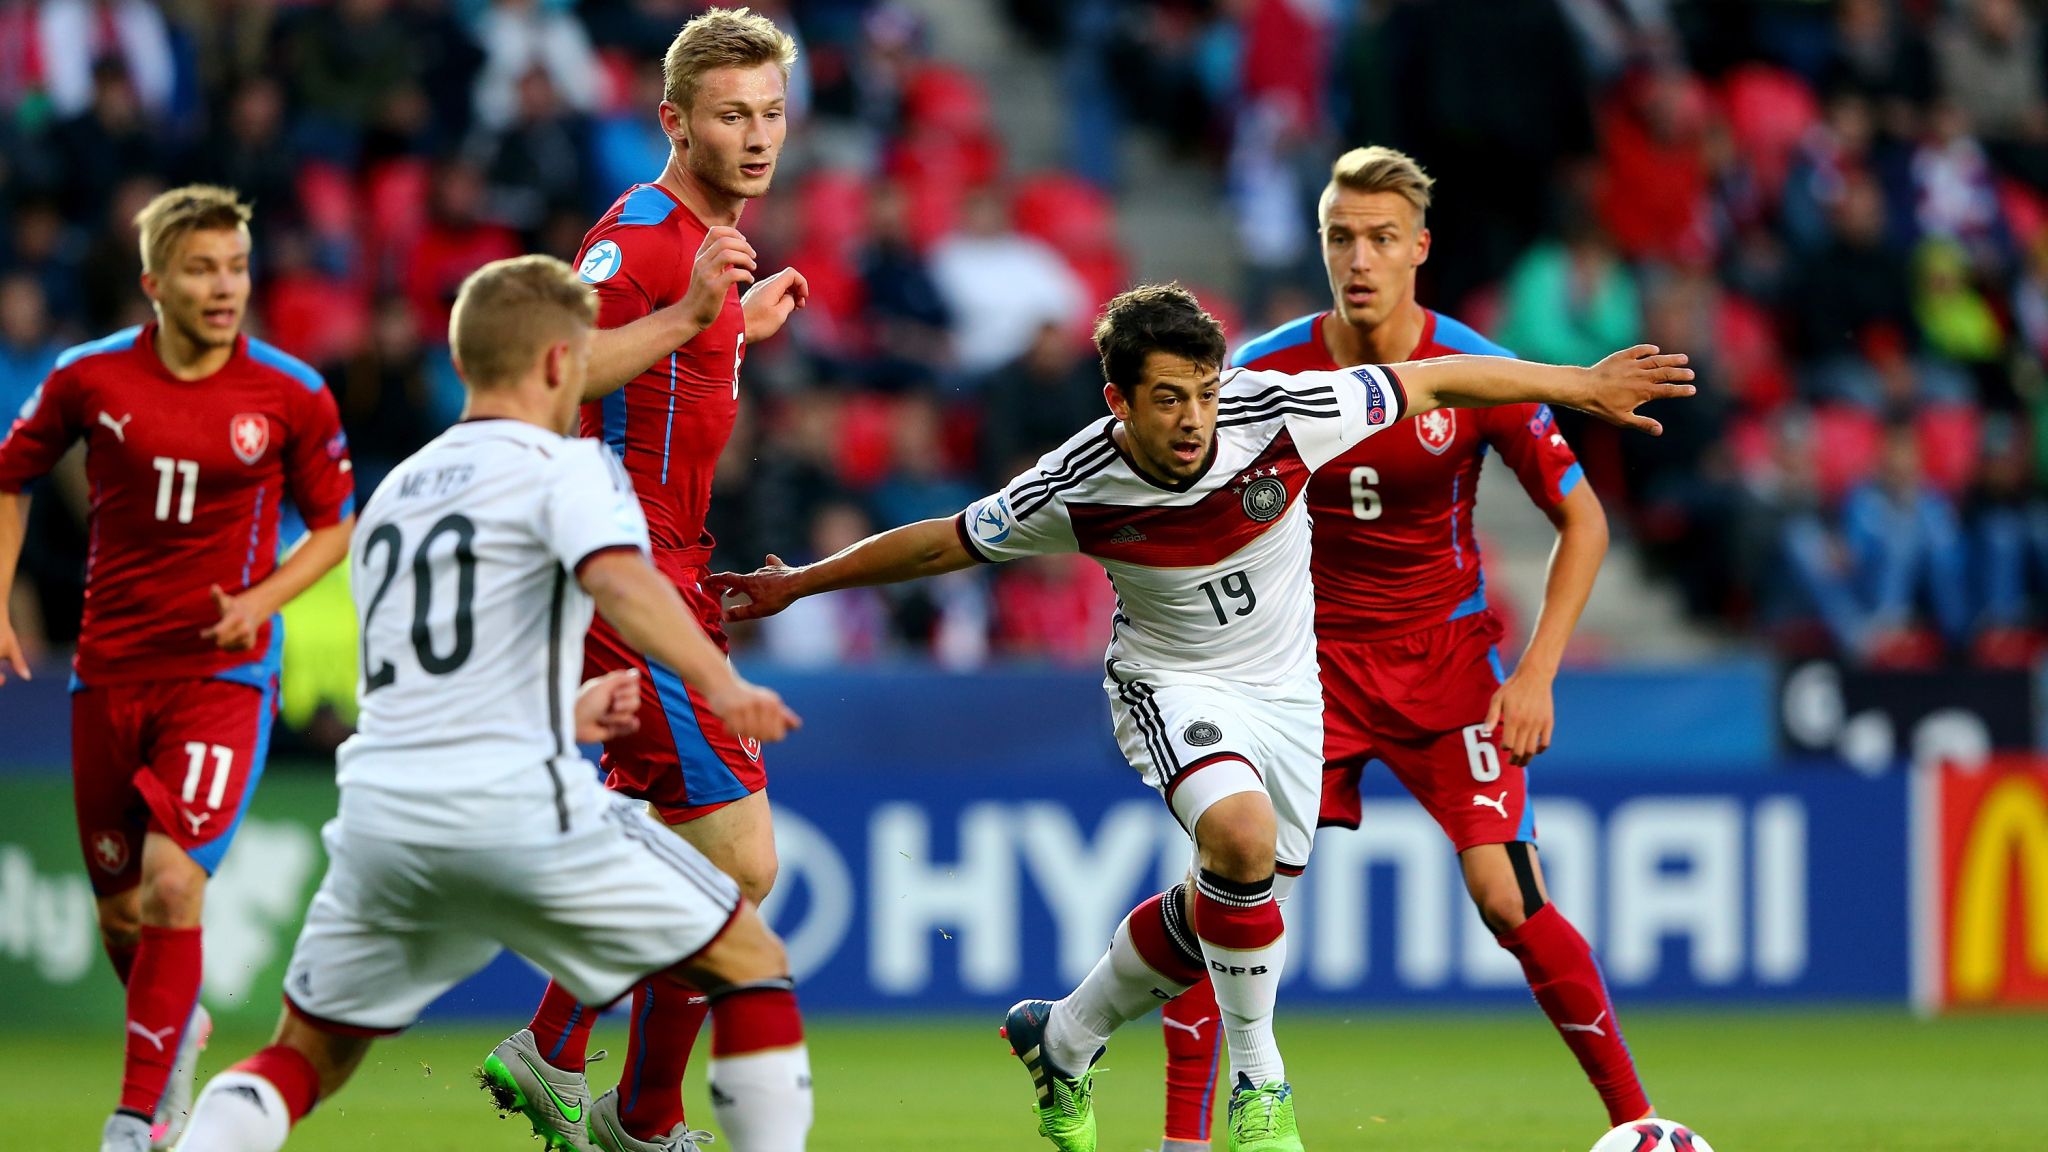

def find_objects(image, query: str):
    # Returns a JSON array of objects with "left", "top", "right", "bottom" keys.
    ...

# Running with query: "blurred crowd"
[{"left": 3, "top": 0, "right": 2046, "bottom": 684}]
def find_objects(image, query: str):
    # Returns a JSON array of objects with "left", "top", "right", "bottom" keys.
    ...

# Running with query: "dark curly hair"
[{"left": 1092, "top": 282, "right": 1228, "bottom": 398}]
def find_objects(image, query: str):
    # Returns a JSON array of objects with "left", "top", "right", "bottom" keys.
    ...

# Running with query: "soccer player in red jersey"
[
  {"left": 484, "top": 9, "right": 813, "bottom": 1151},
  {"left": 0, "top": 186, "right": 356, "bottom": 1152},
  {"left": 1152, "top": 148, "right": 1651, "bottom": 1150}
]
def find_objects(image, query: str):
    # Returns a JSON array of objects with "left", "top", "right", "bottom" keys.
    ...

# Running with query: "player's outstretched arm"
[
  {"left": 706, "top": 517, "right": 978, "bottom": 622},
  {"left": 1398, "top": 345, "right": 1695, "bottom": 435},
  {"left": 0, "top": 493, "right": 31, "bottom": 683},
  {"left": 203, "top": 517, "right": 355, "bottom": 652},
  {"left": 579, "top": 550, "right": 800, "bottom": 743}
]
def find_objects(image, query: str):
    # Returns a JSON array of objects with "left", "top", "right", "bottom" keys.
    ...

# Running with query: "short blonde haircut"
[
  {"left": 134, "top": 185, "right": 252, "bottom": 275},
  {"left": 1320, "top": 146, "right": 1435, "bottom": 225},
  {"left": 663, "top": 6, "right": 798, "bottom": 112},
  {"left": 449, "top": 256, "right": 598, "bottom": 390}
]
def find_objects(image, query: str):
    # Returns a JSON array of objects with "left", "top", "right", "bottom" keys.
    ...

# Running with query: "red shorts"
[
  {"left": 1317, "top": 610, "right": 1534, "bottom": 853},
  {"left": 586, "top": 563, "right": 765, "bottom": 824},
  {"left": 71, "top": 676, "right": 275, "bottom": 895}
]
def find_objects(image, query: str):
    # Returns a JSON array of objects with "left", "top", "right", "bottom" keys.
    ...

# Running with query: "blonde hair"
[
  {"left": 1320, "top": 146, "right": 1435, "bottom": 224},
  {"left": 449, "top": 256, "right": 598, "bottom": 390},
  {"left": 663, "top": 6, "right": 798, "bottom": 111},
  {"left": 134, "top": 185, "right": 252, "bottom": 275}
]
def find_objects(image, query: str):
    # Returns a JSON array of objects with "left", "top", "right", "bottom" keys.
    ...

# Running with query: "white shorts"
[
  {"left": 283, "top": 792, "right": 741, "bottom": 1034},
  {"left": 1105, "top": 665, "right": 1323, "bottom": 875}
]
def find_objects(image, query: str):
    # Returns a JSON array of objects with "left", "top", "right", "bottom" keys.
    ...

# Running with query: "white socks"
[
  {"left": 708, "top": 1045, "right": 813, "bottom": 1152},
  {"left": 172, "top": 1072, "right": 290, "bottom": 1152}
]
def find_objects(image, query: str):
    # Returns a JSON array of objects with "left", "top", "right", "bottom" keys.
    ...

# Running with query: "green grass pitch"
[{"left": 12, "top": 1009, "right": 2043, "bottom": 1151}]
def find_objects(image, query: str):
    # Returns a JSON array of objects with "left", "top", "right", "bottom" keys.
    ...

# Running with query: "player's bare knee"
[
  {"left": 140, "top": 854, "right": 207, "bottom": 926},
  {"left": 1472, "top": 882, "right": 1527, "bottom": 935},
  {"left": 1192, "top": 792, "right": 1278, "bottom": 883},
  {"left": 732, "top": 850, "right": 778, "bottom": 906},
  {"left": 674, "top": 904, "right": 789, "bottom": 991}
]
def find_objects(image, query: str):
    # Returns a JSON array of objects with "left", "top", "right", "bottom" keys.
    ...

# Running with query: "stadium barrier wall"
[{"left": 0, "top": 759, "right": 1916, "bottom": 1026}]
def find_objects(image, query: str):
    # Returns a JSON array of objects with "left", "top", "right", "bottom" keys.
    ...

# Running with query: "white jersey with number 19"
[
  {"left": 955, "top": 363, "right": 1409, "bottom": 695},
  {"left": 335, "top": 418, "right": 651, "bottom": 846}
]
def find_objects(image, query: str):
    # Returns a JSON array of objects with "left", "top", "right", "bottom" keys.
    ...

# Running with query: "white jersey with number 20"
[
  {"left": 336, "top": 418, "right": 650, "bottom": 845},
  {"left": 956, "top": 364, "right": 1408, "bottom": 695}
]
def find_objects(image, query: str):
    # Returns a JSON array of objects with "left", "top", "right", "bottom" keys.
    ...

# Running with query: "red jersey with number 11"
[
  {"left": 574, "top": 183, "right": 747, "bottom": 572},
  {"left": 1231, "top": 309, "right": 1582, "bottom": 640},
  {"left": 0, "top": 325, "right": 355, "bottom": 685}
]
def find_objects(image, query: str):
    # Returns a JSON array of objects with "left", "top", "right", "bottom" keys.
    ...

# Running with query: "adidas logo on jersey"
[{"left": 1108, "top": 524, "right": 1147, "bottom": 544}]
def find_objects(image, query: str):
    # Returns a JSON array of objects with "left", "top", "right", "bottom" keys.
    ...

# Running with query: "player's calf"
[{"left": 669, "top": 906, "right": 812, "bottom": 1152}]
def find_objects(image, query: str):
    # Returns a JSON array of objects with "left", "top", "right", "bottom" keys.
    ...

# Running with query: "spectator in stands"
[
  {"left": 403, "top": 0, "right": 486, "bottom": 152},
  {"left": 283, "top": 0, "right": 420, "bottom": 162},
  {"left": 76, "top": 173, "right": 157, "bottom": 332},
  {"left": 1969, "top": 414, "right": 2045, "bottom": 652},
  {"left": 867, "top": 391, "right": 978, "bottom": 530},
  {"left": 1823, "top": 0, "right": 1935, "bottom": 140},
  {"left": 162, "top": 0, "right": 278, "bottom": 104},
  {"left": 1933, "top": 0, "right": 2046, "bottom": 144},
  {"left": 180, "top": 77, "right": 298, "bottom": 241},
  {"left": 1789, "top": 171, "right": 1915, "bottom": 404},
  {"left": 1783, "top": 91, "right": 1879, "bottom": 254},
  {"left": 1909, "top": 102, "right": 2012, "bottom": 271},
  {"left": 0, "top": 273, "right": 59, "bottom": 418},
  {"left": 1912, "top": 239, "right": 2006, "bottom": 384},
  {"left": 990, "top": 553, "right": 1115, "bottom": 664},
  {"left": 1596, "top": 68, "right": 1710, "bottom": 262},
  {"left": 33, "top": 0, "right": 174, "bottom": 120},
  {"left": 857, "top": 181, "right": 952, "bottom": 390},
  {"left": 1495, "top": 208, "right": 1641, "bottom": 369},
  {"left": 592, "top": 58, "right": 669, "bottom": 202},
  {"left": 929, "top": 189, "right": 1085, "bottom": 376},
  {"left": 4, "top": 198, "right": 84, "bottom": 332},
  {"left": 2011, "top": 229, "right": 2048, "bottom": 365},
  {"left": 405, "top": 158, "right": 521, "bottom": 339},
  {"left": 1783, "top": 422, "right": 1971, "bottom": 662},
  {"left": 470, "top": 0, "right": 601, "bottom": 132},
  {"left": 756, "top": 501, "right": 892, "bottom": 667},
  {"left": 468, "top": 66, "right": 590, "bottom": 237},
  {"left": 55, "top": 60, "right": 163, "bottom": 228},
  {"left": 977, "top": 319, "right": 1106, "bottom": 488}
]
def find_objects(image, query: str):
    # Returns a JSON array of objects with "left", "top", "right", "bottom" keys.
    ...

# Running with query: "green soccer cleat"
[
  {"left": 478, "top": 1028, "right": 600, "bottom": 1152},
  {"left": 1225, "top": 1074, "right": 1302, "bottom": 1152},
  {"left": 1000, "top": 999, "right": 1100, "bottom": 1152}
]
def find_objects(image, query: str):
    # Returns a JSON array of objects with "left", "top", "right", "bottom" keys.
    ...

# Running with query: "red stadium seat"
[
  {"left": 296, "top": 162, "right": 358, "bottom": 240},
  {"left": 1719, "top": 64, "right": 1819, "bottom": 201},
  {"left": 901, "top": 64, "right": 991, "bottom": 137},
  {"left": 365, "top": 159, "right": 430, "bottom": 270},
  {"left": 1810, "top": 404, "right": 1883, "bottom": 501},
  {"left": 798, "top": 169, "right": 870, "bottom": 254},
  {"left": 834, "top": 393, "right": 898, "bottom": 489},
  {"left": 1011, "top": 173, "right": 1116, "bottom": 257},
  {"left": 1715, "top": 294, "right": 1791, "bottom": 409},
  {"left": 597, "top": 48, "right": 638, "bottom": 114},
  {"left": 1998, "top": 178, "right": 2047, "bottom": 246},
  {"left": 263, "top": 274, "right": 368, "bottom": 366},
  {"left": 1915, "top": 404, "right": 1982, "bottom": 496}
]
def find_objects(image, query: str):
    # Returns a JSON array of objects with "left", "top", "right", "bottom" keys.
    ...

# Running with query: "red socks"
[
  {"left": 709, "top": 982, "right": 805, "bottom": 1057},
  {"left": 617, "top": 979, "right": 712, "bottom": 1140},
  {"left": 1161, "top": 978, "right": 1223, "bottom": 1143},
  {"left": 528, "top": 980, "right": 597, "bottom": 1073},
  {"left": 1127, "top": 889, "right": 1208, "bottom": 986},
  {"left": 119, "top": 924, "right": 202, "bottom": 1116},
  {"left": 1499, "top": 904, "right": 1650, "bottom": 1125},
  {"left": 234, "top": 1044, "right": 320, "bottom": 1123}
]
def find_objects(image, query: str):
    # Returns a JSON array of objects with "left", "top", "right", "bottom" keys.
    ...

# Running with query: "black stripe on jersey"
[
  {"left": 1011, "top": 446, "right": 1122, "bottom": 518},
  {"left": 545, "top": 568, "right": 569, "bottom": 833},
  {"left": 1009, "top": 436, "right": 1118, "bottom": 507},
  {"left": 1219, "top": 391, "right": 1341, "bottom": 420},
  {"left": 1217, "top": 405, "right": 1345, "bottom": 429},
  {"left": 1218, "top": 383, "right": 1336, "bottom": 412}
]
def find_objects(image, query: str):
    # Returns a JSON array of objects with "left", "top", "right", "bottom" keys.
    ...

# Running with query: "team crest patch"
[
  {"left": 1241, "top": 476, "right": 1287, "bottom": 522},
  {"left": 1416, "top": 408, "right": 1456, "bottom": 455},
  {"left": 90, "top": 830, "right": 129, "bottom": 874},
  {"left": 1184, "top": 721, "right": 1222, "bottom": 747},
  {"left": 230, "top": 413, "right": 269, "bottom": 464}
]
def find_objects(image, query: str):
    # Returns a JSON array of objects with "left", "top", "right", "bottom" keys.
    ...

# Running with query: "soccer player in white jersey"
[
  {"left": 708, "top": 283, "right": 1692, "bottom": 1152},
  {"left": 172, "top": 256, "right": 813, "bottom": 1152}
]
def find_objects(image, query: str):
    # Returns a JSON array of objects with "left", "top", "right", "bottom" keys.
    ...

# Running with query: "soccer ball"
[{"left": 1589, "top": 1119, "right": 1714, "bottom": 1152}]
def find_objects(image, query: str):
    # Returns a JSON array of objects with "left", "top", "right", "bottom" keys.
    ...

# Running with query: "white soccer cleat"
[
  {"left": 588, "top": 1088, "right": 716, "bottom": 1152},
  {"left": 479, "top": 1028, "right": 603, "bottom": 1152},
  {"left": 102, "top": 1111, "right": 152, "bottom": 1152},
  {"left": 151, "top": 1003, "right": 212, "bottom": 1149}
]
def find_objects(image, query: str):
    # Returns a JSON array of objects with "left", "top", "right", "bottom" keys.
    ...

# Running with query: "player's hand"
[
  {"left": 703, "top": 554, "right": 804, "bottom": 622},
  {"left": 1483, "top": 670, "right": 1555, "bottom": 767},
  {"left": 574, "top": 669, "right": 643, "bottom": 743},
  {"left": 1574, "top": 345, "right": 1696, "bottom": 435},
  {"left": 682, "top": 226, "right": 758, "bottom": 330},
  {"left": 705, "top": 676, "right": 801, "bottom": 744},
  {"left": 201, "top": 584, "right": 263, "bottom": 652},
  {"left": 0, "top": 617, "right": 30, "bottom": 685},
  {"left": 741, "top": 267, "right": 809, "bottom": 344}
]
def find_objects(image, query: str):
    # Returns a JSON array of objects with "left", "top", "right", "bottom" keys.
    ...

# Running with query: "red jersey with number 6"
[
  {"left": 1231, "top": 309, "right": 1582, "bottom": 640},
  {"left": 574, "top": 183, "right": 747, "bottom": 572},
  {"left": 0, "top": 324, "right": 355, "bottom": 685}
]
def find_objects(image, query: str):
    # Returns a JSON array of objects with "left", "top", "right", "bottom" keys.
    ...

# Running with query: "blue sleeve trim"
[
  {"left": 246, "top": 338, "right": 327, "bottom": 392},
  {"left": 1230, "top": 313, "right": 1320, "bottom": 368},
  {"left": 618, "top": 185, "right": 679, "bottom": 227},
  {"left": 1557, "top": 461, "right": 1584, "bottom": 499},
  {"left": 53, "top": 326, "right": 143, "bottom": 371},
  {"left": 1431, "top": 313, "right": 1516, "bottom": 359}
]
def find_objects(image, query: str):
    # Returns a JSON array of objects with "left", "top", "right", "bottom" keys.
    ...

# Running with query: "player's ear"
[
  {"left": 1103, "top": 381, "right": 1131, "bottom": 420},
  {"left": 1414, "top": 225, "right": 1432, "bottom": 267},
  {"left": 659, "top": 99, "right": 688, "bottom": 151},
  {"left": 138, "top": 270, "right": 160, "bottom": 304}
]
